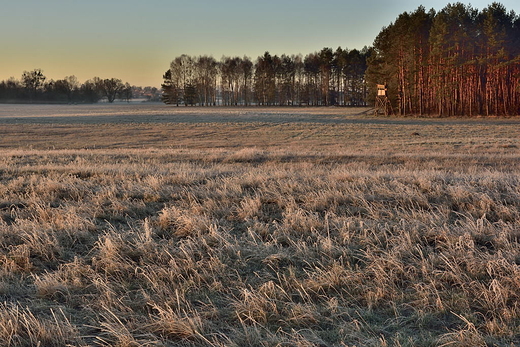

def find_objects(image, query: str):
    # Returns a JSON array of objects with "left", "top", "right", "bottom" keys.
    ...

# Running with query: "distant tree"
[
  {"left": 143, "top": 86, "right": 160, "bottom": 102},
  {"left": 95, "top": 78, "right": 125, "bottom": 103},
  {"left": 254, "top": 52, "right": 277, "bottom": 105},
  {"left": 21, "top": 69, "right": 46, "bottom": 101},
  {"left": 345, "top": 49, "right": 368, "bottom": 106},
  {"left": 221, "top": 56, "right": 241, "bottom": 106},
  {"left": 196, "top": 55, "right": 219, "bottom": 106},
  {"left": 277, "top": 55, "right": 296, "bottom": 105},
  {"left": 184, "top": 82, "right": 197, "bottom": 106},
  {"left": 53, "top": 75, "right": 79, "bottom": 103},
  {"left": 120, "top": 83, "right": 133, "bottom": 102},
  {"left": 478, "top": 2, "right": 517, "bottom": 115},
  {"left": 304, "top": 53, "right": 321, "bottom": 105},
  {"left": 429, "top": 3, "right": 479, "bottom": 116},
  {"left": 165, "top": 54, "right": 197, "bottom": 105},
  {"left": 289, "top": 55, "right": 304, "bottom": 105},
  {"left": 0, "top": 77, "right": 22, "bottom": 102},
  {"left": 80, "top": 79, "right": 101, "bottom": 103},
  {"left": 161, "top": 69, "right": 181, "bottom": 105},
  {"left": 319, "top": 47, "right": 334, "bottom": 105},
  {"left": 239, "top": 56, "right": 254, "bottom": 106},
  {"left": 332, "top": 47, "right": 347, "bottom": 105}
]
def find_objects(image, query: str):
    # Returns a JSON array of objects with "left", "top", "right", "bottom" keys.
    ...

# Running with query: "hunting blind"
[{"left": 375, "top": 84, "right": 392, "bottom": 115}]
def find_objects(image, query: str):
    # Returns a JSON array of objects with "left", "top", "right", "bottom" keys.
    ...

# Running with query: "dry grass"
[{"left": 0, "top": 106, "right": 520, "bottom": 346}]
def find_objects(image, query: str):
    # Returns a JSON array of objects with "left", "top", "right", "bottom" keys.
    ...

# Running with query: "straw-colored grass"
[{"left": 1, "top": 106, "right": 520, "bottom": 346}]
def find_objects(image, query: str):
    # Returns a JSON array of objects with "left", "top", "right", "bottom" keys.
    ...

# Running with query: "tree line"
[
  {"left": 367, "top": 2, "right": 520, "bottom": 116},
  {"left": 0, "top": 69, "right": 161, "bottom": 103},
  {"left": 161, "top": 48, "right": 370, "bottom": 106}
]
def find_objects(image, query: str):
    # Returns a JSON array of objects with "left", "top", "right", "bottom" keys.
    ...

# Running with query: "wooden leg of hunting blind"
[{"left": 375, "top": 95, "right": 389, "bottom": 116}]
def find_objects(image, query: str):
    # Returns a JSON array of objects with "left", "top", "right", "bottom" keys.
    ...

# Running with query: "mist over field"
[
  {"left": 0, "top": 105, "right": 520, "bottom": 346},
  {"left": 2, "top": 103, "right": 519, "bottom": 124}
]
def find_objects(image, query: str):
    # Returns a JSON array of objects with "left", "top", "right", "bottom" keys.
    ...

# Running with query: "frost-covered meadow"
[{"left": 1, "top": 105, "right": 520, "bottom": 346}]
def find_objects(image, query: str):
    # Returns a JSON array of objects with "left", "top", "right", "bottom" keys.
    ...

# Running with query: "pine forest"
[
  {"left": 163, "top": 2, "right": 520, "bottom": 116},
  {"left": 367, "top": 2, "right": 520, "bottom": 116}
]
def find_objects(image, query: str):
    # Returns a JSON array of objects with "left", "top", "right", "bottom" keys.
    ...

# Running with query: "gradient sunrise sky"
[{"left": 1, "top": 0, "right": 518, "bottom": 87}]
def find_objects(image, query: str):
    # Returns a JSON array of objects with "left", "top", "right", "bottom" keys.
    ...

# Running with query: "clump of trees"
[
  {"left": 162, "top": 48, "right": 371, "bottom": 106},
  {"left": 367, "top": 2, "right": 520, "bottom": 116},
  {"left": 131, "top": 86, "right": 161, "bottom": 102},
  {"left": 0, "top": 70, "right": 160, "bottom": 104}
]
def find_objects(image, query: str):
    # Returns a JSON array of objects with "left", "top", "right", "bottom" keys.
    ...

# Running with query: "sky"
[{"left": 1, "top": 0, "right": 519, "bottom": 87}]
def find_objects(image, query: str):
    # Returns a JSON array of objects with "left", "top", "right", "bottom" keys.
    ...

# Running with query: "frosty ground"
[{"left": 1, "top": 105, "right": 520, "bottom": 346}]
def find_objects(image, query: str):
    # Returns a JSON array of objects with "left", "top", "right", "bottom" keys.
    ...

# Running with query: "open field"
[{"left": 1, "top": 105, "right": 520, "bottom": 346}]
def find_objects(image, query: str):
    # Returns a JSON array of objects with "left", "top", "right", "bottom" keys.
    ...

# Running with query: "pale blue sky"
[{"left": 1, "top": 0, "right": 518, "bottom": 87}]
